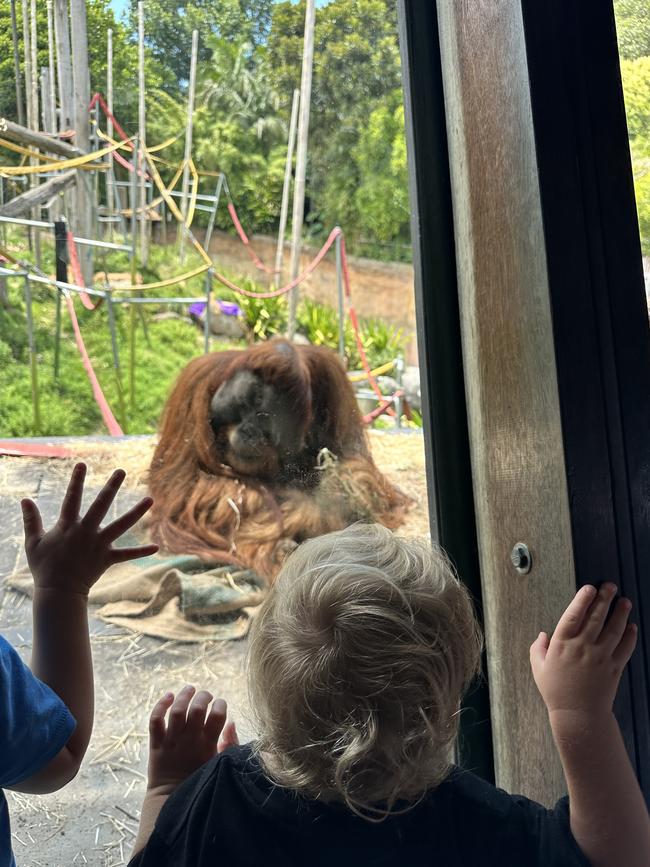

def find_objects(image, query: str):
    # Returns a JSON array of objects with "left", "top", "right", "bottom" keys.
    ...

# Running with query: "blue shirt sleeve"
[{"left": 0, "top": 635, "right": 76, "bottom": 788}]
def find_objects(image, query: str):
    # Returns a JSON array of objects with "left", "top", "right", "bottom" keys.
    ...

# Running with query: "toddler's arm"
[
  {"left": 132, "top": 686, "right": 239, "bottom": 857},
  {"left": 10, "top": 463, "right": 158, "bottom": 794},
  {"left": 530, "top": 583, "right": 650, "bottom": 867}
]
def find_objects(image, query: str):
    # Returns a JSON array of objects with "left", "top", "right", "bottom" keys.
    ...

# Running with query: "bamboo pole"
[
  {"left": 137, "top": 2, "right": 148, "bottom": 265},
  {"left": 129, "top": 137, "right": 139, "bottom": 414},
  {"left": 46, "top": 0, "right": 56, "bottom": 130},
  {"left": 30, "top": 0, "right": 38, "bottom": 132},
  {"left": 29, "top": 0, "right": 41, "bottom": 267},
  {"left": 10, "top": 0, "right": 24, "bottom": 127},
  {"left": 21, "top": 0, "right": 33, "bottom": 254},
  {"left": 335, "top": 232, "right": 345, "bottom": 360},
  {"left": 274, "top": 88, "right": 300, "bottom": 288},
  {"left": 21, "top": 0, "right": 32, "bottom": 130},
  {"left": 40, "top": 67, "right": 52, "bottom": 132},
  {"left": 287, "top": 0, "right": 315, "bottom": 339},
  {"left": 70, "top": 0, "right": 93, "bottom": 284},
  {"left": 53, "top": 0, "right": 73, "bottom": 132},
  {"left": 107, "top": 28, "right": 114, "bottom": 240},
  {"left": 179, "top": 29, "right": 199, "bottom": 263}
]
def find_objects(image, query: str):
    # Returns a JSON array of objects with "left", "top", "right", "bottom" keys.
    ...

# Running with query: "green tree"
[
  {"left": 127, "top": 0, "right": 273, "bottom": 92},
  {"left": 354, "top": 98, "right": 409, "bottom": 247},
  {"left": 614, "top": 0, "right": 650, "bottom": 61},
  {"left": 268, "top": 0, "right": 404, "bottom": 244}
]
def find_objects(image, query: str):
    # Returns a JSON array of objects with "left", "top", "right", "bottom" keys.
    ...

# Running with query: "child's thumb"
[
  {"left": 21, "top": 499, "right": 44, "bottom": 541},
  {"left": 529, "top": 631, "right": 549, "bottom": 669}
]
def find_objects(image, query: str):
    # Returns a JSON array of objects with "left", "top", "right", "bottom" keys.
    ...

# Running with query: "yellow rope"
[
  {"left": 143, "top": 146, "right": 212, "bottom": 266},
  {"left": 0, "top": 137, "right": 110, "bottom": 171},
  {"left": 347, "top": 360, "right": 396, "bottom": 382},
  {"left": 0, "top": 137, "right": 132, "bottom": 176},
  {"left": 112, "top": 263, "right": 210, "bottom": 293}
]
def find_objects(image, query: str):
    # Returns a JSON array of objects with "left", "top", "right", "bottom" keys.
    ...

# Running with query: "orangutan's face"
[{"left": 209, "top": 370, "right": 303, "bottom": 478}]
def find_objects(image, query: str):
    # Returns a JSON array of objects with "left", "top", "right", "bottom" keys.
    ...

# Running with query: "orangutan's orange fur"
[{"left": 148, "top": 340, "right": 412, "bottom": 582}]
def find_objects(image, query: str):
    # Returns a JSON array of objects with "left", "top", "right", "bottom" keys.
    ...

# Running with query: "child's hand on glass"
[
  {"left": 530, "top": 582, "right": 637, "bottom": 723},
  {"left": 146, "top": 686, "right": 239, "bottom": 796},
  {"left": 22, "top": 462, "right": 158, "bottom": 597}
]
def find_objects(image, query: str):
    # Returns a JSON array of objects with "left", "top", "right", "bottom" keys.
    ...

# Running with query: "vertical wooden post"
[
  {"left": 137, "top": 1, "right": 148, "bottom": 265},
  {"left": 46, "top": 0, "right": 56, "bottom": 130},
  {"left": 274, "top": 88, "right": 300, "bottom": 288},
  {"left": 53, "top": 0, "right": 73, "bottom": 132},
  {"left": 178, "top": 29, "right": 199, "bottom": 263},
  {"left": 10, "top": 0, "right": 25, "bottom": 127},
  {"left": 29, "top": 0, "right": 38, "bottom": 132},
  {"left": 21, "top": 0, "right": 32, "bottom": 129},
  {"left": 21, "top": 0, "right": 33, "bottom": 254},
  {"left": 40, "top": 68, "right": 53, "bottom": 132},
  {"left": 129, "top": 137, "right": 139, "bottom": 414},
  {"left": 287, "top": 0, "right": 315, "bottom": 339},
  {"left": 70, "top": 0, "right": 93, "bottom": 284},
  {"left": 29, "top": 0, "right": 41, "bottom": 268}
]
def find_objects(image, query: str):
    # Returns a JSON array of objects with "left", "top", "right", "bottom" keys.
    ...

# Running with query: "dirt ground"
[{"left": 0, "top": 432, "right": 428, "bottom": 866}]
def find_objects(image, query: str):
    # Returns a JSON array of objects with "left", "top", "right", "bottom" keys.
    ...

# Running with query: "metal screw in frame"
[{"left": 511, "top": 542, "right": 532, "bottom": 574}]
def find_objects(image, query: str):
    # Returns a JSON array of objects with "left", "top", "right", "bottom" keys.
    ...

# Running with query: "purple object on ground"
[
  {"left": 189, "top": 302, "right": 206, "bottom": 318},
  {"left": 217, "top": 300, "right": 242, "bottom": 317}
]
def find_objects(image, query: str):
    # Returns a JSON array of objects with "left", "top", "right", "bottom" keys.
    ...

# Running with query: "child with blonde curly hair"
[{"left": 128, "top": 523, "right": 650, "bottom": 867}]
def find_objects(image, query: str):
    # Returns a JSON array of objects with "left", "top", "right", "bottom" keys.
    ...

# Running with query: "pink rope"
[
  {"left": 212, "top": 227, "right": 342, "bottom": 299},
  {"left": 0, "top": 441, "right": 73, "bottom": 458},
  {"left": 66, "top": 232, "right": 97, "bottom": 310},
  {"left": 227, "top": 202, "right": 277, "bottom": 275},
  {"left": 64, "top": 294, "right": 123, "bottom": 436}
]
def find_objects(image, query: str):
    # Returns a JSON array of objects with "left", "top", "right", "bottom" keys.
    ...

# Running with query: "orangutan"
[{"left": 148, "top": 339, "right": 412, "bottom": 582}]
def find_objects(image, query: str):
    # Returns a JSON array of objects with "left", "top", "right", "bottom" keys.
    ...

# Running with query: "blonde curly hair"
[{"left": 247, "top": 523, "right": 483, "bottom": 819}]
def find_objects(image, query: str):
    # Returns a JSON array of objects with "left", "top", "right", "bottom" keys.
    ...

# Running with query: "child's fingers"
[
  {"left": 529, "top": 632, "right": 549, "bottom": 671},
  {"left": 204, "top": 698, "right": 228, "bottom": 743},
  {"left": 21, "top": 498, "right": 44, "bottom": 544},
  {"left": 552, "top": 585, "right": 597, "bottom": 641},
  {"left": 186, "top": 690, "right": 214, "bottom": 730},
  {"left": 82, "top": 469, "right": 126, "bottom": 529},
  {"left": 166, "top": 685, "right": 196, "bottom": 741},
  {"left": 217, "top": 720, "right": 239, "bottom": 754},
  {"left": 149, "top": 692, "right": 174, "bottom": 749},
  {"left": 597, "top": 596, "right": 632, "bottom": 651},
  {"left": 582, "top": 583, "right": 618, "bottom": 642},
  {"left": 612, "top": 623, "right": 638, "bottom": 668},
  {"left": 109, "top": 543, "right": 159, "bottom": 564},
  {"left": 58, "top": 463, "right": 87, "bottom": 526},
  {"left": 102, "top": 497, "right": 154, "bottom": 543}
]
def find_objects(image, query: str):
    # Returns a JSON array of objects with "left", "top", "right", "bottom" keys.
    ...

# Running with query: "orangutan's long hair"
[{"left": 148, "top": 340, "right": 412, "bottom": 582}]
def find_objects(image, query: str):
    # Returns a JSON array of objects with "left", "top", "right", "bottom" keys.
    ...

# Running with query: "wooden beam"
[
  {"left": 0, "top": 117, "right": 79, "bottom": 158},
  {"left": 0, "top": 169, "right": 76, "bottom": 217}
]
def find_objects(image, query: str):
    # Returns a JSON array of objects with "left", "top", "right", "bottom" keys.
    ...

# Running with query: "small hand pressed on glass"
[
  {"left": 147, "top": 685, "right": 240, "bottom": 795},
  {"left": 21, "top": 462, "right": 159, "bottom": 596},
  {"left": 530, "top": 581, "right": 638, "bottom": 718}
]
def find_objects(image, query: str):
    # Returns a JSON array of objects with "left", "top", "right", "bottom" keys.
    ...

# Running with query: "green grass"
[
  {"left": 0, "top": 229, "right": 414, "bottom": 437},
  {"left": 0, "top": 232, "right": 236, "bottom": 436}
]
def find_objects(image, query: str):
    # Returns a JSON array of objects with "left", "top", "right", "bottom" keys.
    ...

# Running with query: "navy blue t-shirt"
[
  {"left": 128, "top": 744, "right": 590, "bottom": 866},
  {"left": 0, "top": 635, "right": 76, "bottom": 867}
]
